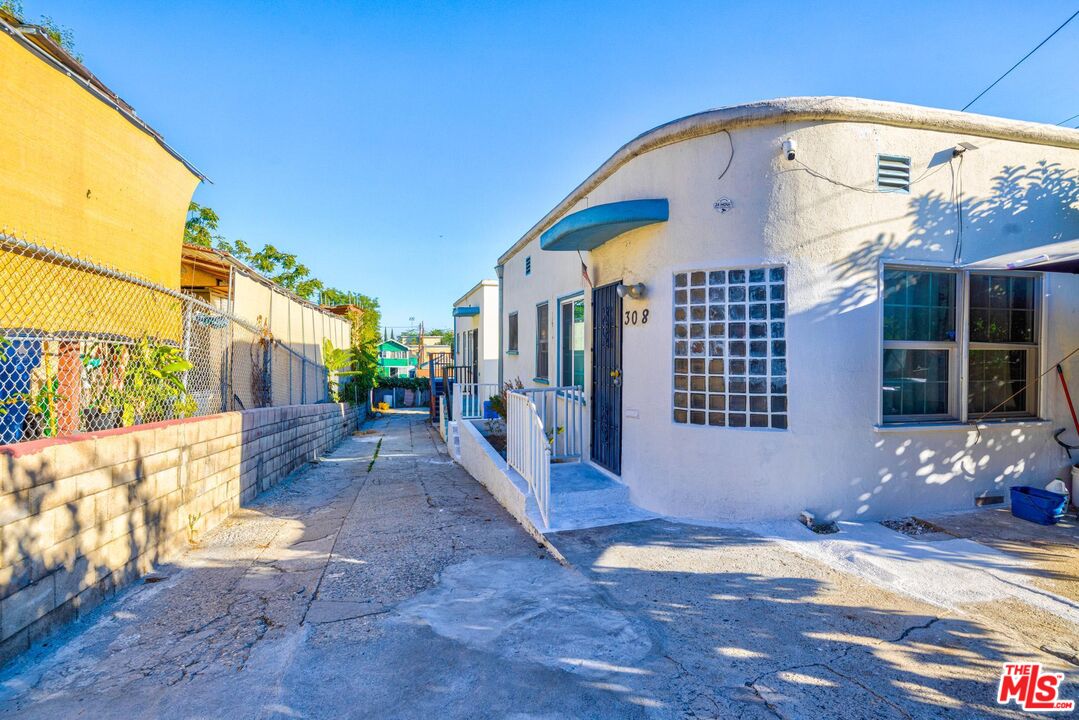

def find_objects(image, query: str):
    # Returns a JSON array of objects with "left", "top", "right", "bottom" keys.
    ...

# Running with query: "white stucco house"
[
  {"left": 485, "top": 96, "right": 1079, "bottom": 525},
  {"left": 452, "top": 279, "right": 500, "bottom": 385}
]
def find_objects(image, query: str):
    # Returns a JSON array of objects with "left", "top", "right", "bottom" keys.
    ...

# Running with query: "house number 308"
[{"left": 624, "top": 309, "right": 649, "bottom": 325}]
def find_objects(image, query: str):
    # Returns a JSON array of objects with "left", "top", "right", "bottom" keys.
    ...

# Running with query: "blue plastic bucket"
[{"left": 1010, "top": 486, "right": 1068, "bottom": 525}]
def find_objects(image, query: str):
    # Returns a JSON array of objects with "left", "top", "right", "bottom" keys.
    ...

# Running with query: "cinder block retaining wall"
[{"left": 0, "top": 402, "right": 364, "bottom": 664}]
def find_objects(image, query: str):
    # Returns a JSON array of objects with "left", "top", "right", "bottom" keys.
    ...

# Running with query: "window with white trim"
[
  {"left": 560, "top": 297, "right": 585, "bottom": 387},
  {"left": 881, "top": 268, "right": 957, "bottom": 420},
  {"left": 673, "top": 266, "right": 787, "bottom": 429},
  {"left": 967, "top": 274, "right": 1038, "bottom": 417},
  {"left": 881, "top": 267, "right": 1039, "bottom": 423}
]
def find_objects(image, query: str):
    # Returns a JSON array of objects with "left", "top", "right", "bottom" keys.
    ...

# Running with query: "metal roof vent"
[
  {"left": 525, "top": 256, "right": 532, "bottom": 275},
  {"left": 877, "top": 154, "right": 911, "bottom": 192}
]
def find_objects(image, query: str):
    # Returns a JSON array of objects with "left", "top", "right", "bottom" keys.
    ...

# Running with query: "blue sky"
[{"left": 23, "top": 1, "right": 1079, "bottom": 330}]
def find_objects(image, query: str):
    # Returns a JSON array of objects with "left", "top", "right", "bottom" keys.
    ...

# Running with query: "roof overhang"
[
  {"left": 965, "top": 239, "right": 1079, "bottom": 274},
  {"left": 452, "top": 306, "right": 480, "bottom": 317},
  {"left": 539, "top": 199, "right": 669, "bottom": 252}
]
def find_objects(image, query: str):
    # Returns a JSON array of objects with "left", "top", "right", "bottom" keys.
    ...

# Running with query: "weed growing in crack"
[
  {"left": 187, "top": 512, "right": 202, "bottom": 545},
  {"left": 367, "top": 437, "right": 382, "bottom": 473}
]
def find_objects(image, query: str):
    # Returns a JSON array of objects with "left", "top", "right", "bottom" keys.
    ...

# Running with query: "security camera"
[{"left": 782, "top": 138, "right": 797, "bottom": 161}]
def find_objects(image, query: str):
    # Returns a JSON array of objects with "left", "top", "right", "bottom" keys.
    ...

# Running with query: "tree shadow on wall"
[
  {"left": 795, "top": 161, "right": 1079, "bottom": 522},
  {"left": 810, "top": 161, "right": 1079, "bottom": 325}
]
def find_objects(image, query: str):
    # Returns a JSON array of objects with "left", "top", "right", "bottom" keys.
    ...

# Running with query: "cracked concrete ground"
[{"left": 0, "top": 410, "right": 1073, "bottom": 718}]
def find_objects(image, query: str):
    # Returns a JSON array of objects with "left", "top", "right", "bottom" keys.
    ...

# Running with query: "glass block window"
[{"left": 673, "top": 266, "right": 787, "bottom": 429}]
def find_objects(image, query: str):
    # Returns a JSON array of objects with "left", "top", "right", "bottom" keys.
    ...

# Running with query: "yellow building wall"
[{"left": 0, "top": 30, "right": 200, "bottom": 290}]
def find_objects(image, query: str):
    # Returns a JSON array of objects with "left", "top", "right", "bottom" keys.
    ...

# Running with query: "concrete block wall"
[{"left": 0, "top": 402, "right": 364, "bottom": 664}]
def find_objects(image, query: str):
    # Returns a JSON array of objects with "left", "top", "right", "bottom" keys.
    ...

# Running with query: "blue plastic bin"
[
  {"left": 1010, "top": 486, "right": 1068, "bottom": 525},
  {"left": 0, "top": 339, "right": 41, "bottom": 444},
  {"left": 483, "top": 400, "right": 499, "bottom": 420}
]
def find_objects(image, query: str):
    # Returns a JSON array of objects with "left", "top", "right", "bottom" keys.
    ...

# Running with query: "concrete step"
[{"left": 529, "top": 462, "right": 660, "bottom": 534}]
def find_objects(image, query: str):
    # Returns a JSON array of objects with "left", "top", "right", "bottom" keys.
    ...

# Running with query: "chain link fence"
[{"left": 0, "top": 231, "right": 333, "bottom": 445}]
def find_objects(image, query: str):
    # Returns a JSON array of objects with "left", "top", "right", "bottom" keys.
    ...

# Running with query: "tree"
[
  {"left": 320, "top": 287, "right": 362, "bottom": 306},
  {"left": 0, "top": 3, "right": 81, "bottom": 60},
  {"left": 429, "top": 328, "right": 454, "bottom": 346},
  {"left": 38, "top": 15, "right": 79, "bottom": 59},
  {"left": 184, "top": 202, "right": 222, "bottom": 247},
  {"left": 0, "top": 1, "right": 23, "bottom": 19},
  {"left": 186, "top": 203, "right": 379, "bottom": 331},
  {"left": 217, "top": 239, "right": 324, "bottom": 299},
  {"left": 334, "top": 296, "right": 382, "bottom": 398}
]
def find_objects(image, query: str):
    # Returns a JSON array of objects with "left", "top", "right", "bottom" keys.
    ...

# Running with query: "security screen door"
[{"left": 591, "top": 281, "right": 623, "bottom": 475}]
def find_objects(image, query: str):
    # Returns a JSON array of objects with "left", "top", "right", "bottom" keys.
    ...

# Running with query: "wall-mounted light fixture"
[{"left": 616, "top": 282, "right": 646, "bottom": 299}]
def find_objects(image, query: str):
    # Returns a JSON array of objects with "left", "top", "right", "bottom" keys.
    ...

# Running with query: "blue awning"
[
  {"left": 452, "top": 306, "right": 480, "bottom": 317},
  {"left": 540, "top": 199, "right": 669, "bottom": 252}
]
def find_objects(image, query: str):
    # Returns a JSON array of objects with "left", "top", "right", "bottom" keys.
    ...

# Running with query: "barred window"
[{"left": 673, "top": 267, "right": 787, "bottom": 429}]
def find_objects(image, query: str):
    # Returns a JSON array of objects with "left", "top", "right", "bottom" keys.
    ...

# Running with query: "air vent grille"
[
  {"left": 525, "top": 256, "right": 532, "bottom": 275},
  {"left": 877, "top": 154, "right": 911, "bottom": 192}
]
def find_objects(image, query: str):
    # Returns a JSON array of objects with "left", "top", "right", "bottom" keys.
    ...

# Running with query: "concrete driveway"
[{"left": 0, "top": 410, "right": 1072, "bottom": 718}]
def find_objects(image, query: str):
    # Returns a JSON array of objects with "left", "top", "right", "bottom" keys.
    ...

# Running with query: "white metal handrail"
[
  {"left": 452, "top": 382, "right": 501, "bottom": 421},
  {"left": 517, "top": 386, "right": 585, "bottom": 461},
  {"left": 506, "top": 391, "right": 551, "bottom": 527}
]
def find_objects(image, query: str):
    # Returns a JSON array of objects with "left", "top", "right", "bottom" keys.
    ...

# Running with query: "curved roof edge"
[{"left": 497, "top": 96, "right": 1079, "bottom": 266}]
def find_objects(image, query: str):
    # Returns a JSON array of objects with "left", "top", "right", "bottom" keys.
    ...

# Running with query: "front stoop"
[
  {"left": 526, "top": 462, "right": 659, "bottom": 534},
  {"left": 454, "top": 418, "right": 657, "bottom": 541}
]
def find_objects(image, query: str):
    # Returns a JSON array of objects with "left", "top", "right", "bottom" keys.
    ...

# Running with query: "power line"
[{"left": 961, "top": 9, "right": 1079, "bottom": 112}]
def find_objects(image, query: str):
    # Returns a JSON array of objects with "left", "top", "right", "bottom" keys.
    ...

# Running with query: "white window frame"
[
  {"left": 558, "top": 294, "right": 585, "bottom": 387},
  {"left": 878, "top": 263, "right": 1042, "bottom": 425},
  {"left": 880, "top": 265, "right": 961, "bottom": 422}
]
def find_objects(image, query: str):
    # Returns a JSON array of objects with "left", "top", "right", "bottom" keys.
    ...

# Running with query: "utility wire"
[
  {"left": 971, "top": 344, "right": 1079, "bottom": 445},
  {"left": 962, "top": 9, "right": 1079, "bottom": 111},
  {"left": 792, "top": 158, "right": 948, "bottom": 194},
  {"left": 716, "top": 129, "right": 734, "bottom": 183}
]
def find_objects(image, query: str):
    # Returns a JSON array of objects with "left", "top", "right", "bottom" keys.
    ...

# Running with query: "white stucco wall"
[
  {"left": 453, "top": 280, "right": 500, "bottom": 385},
  {"left": 500, "top": 112, "right": 1079, "bottom": 522}
]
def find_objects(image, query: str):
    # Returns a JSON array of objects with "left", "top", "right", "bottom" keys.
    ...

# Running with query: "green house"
[{"left": 377, "top": 339, "right": 417, "bottom": 378}]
